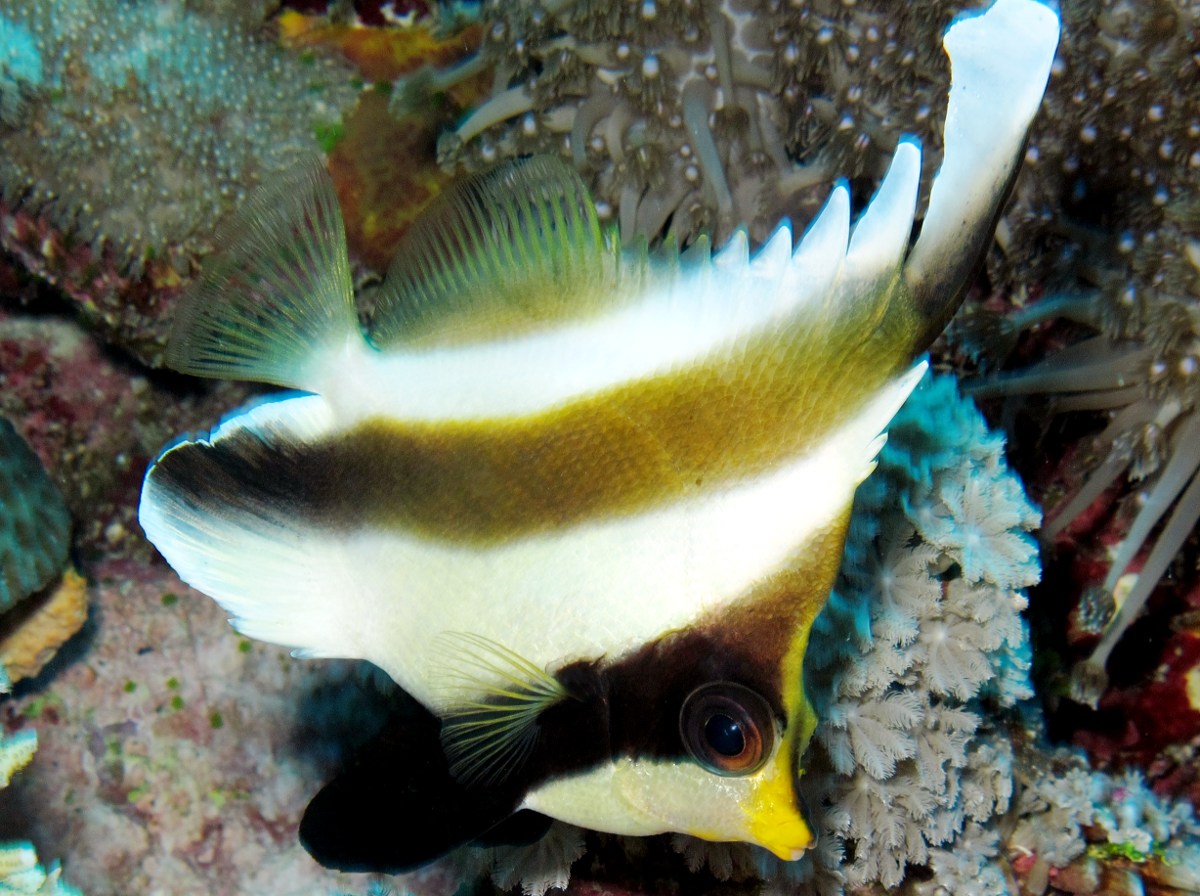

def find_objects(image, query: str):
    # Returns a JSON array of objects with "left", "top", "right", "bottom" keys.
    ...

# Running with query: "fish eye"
[{"left": 679, "top": 682, "right": 774, "bottom": 776}]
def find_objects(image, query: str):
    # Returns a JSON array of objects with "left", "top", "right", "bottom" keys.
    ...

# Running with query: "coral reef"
[
  {"left": 0, "top": 0, "right": 1197, "bottom": 892},
  {"left": 0, "top": 0, "right": 355, "bottom": 273},
  {"left": 1010, "top": 747, "right": 1200, "bottom": 883},
  {"left": 0, "top": 569, "right": 88, "bottom": 685},
  {"left": 0, "top": 729, "right": 83, "bottom": 896},
  {"left": 0, "top": 417, "right": 70, "bottom": 614},
  {"left": 408, "top": 0, "right": 965, "bottom": 246},
  {"left": 791, "top": 372, "right": 1040, "bottom": 893},
  {"left": 950, "top": 0, "right": 1200, "bottom": 711},
  {"left": 0, "top": 0, "right": 359, "bottom": 359}
]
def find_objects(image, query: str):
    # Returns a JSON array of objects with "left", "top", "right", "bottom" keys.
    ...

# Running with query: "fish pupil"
[{"left": 704, "top": 713, "right": 745, "bottom": 757}]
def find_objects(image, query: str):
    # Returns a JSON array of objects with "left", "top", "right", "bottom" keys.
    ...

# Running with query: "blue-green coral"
[
  {"left": 0, "top": 0, "right": 357, "bottom": 273},
  {"left": 0, "top": 16, "right": 41, "bottom": 126},
  {"left": 0, "top": 418, "right": 69, "bottom": 615}
]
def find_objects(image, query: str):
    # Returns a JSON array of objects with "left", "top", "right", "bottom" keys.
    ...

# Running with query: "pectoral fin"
[
  {"left": 436, "top": 632, "right": 571, "bottom": 788},
  {"left": 300, "top": 697, "right": 526, "bottom": 872}
]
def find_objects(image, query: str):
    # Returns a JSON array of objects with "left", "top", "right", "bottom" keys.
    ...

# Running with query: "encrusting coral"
[{"left": 0, "top": 0, "right": 357, "bottom": 277}]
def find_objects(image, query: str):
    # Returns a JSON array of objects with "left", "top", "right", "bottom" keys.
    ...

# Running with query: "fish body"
[{"left": 139, "top": 0, "right": 1058, "bottom": 873}]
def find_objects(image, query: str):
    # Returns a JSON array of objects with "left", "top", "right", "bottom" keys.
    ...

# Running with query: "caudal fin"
[{"left": 165, "top": 160, "right": 362, "bottom": 392}]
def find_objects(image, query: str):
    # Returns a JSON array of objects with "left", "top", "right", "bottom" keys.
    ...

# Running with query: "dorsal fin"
[
  {"left": 165, "top": 159, "right": 361, "bottom": 391},
  {"left": 435, "top": 632, "right": 571, "bottom": 788},
  {"left": 902, "top": 0, "right": 1059, "bottom": 349},
  {"left": 368, "top": 156, "right": 625, "bottom": 348}
]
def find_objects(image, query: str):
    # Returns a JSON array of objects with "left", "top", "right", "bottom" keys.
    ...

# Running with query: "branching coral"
[
  {"left": 0, "top": 0, "right": 357, "bottom": 274},
  {"left": 402, "top": 0, "right": 966, "bottom": 245}
]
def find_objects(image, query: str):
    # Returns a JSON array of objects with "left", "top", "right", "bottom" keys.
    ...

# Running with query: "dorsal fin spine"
[{"left": 902, "top": 0, "right": 1059, "bottom": 349}]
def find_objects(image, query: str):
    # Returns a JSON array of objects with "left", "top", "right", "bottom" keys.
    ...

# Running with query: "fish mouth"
[
  {"left": 751, "top": 824, "right": 812, "bottom": 863},
  {"left": 765, "top": 843, "right": 808, "bottom": 863}
]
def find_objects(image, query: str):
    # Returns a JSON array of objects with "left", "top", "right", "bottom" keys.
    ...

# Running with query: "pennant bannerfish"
[{"left": 138, "top": 0, "right": 1058, "bottom": 873}]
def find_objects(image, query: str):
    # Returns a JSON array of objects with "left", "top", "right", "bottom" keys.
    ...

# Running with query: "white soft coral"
[{"left": 796, "top": 372, "right": 1042, "bottom": 893}]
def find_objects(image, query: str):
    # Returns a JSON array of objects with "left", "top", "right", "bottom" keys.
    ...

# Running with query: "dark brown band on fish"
[{"left": 157, "top": 310, "right": 906, "bottom": 544}]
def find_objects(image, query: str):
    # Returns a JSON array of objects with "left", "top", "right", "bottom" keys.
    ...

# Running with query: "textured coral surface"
[
  {"left": 0, "top": 0, "right": 1198, "bottom": 893},
  {"left": 0, "top": 551, "right": 457, "bottom": 896},
  {"left": 0, "top": 0, "right": 358, "bottom": 363}
]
